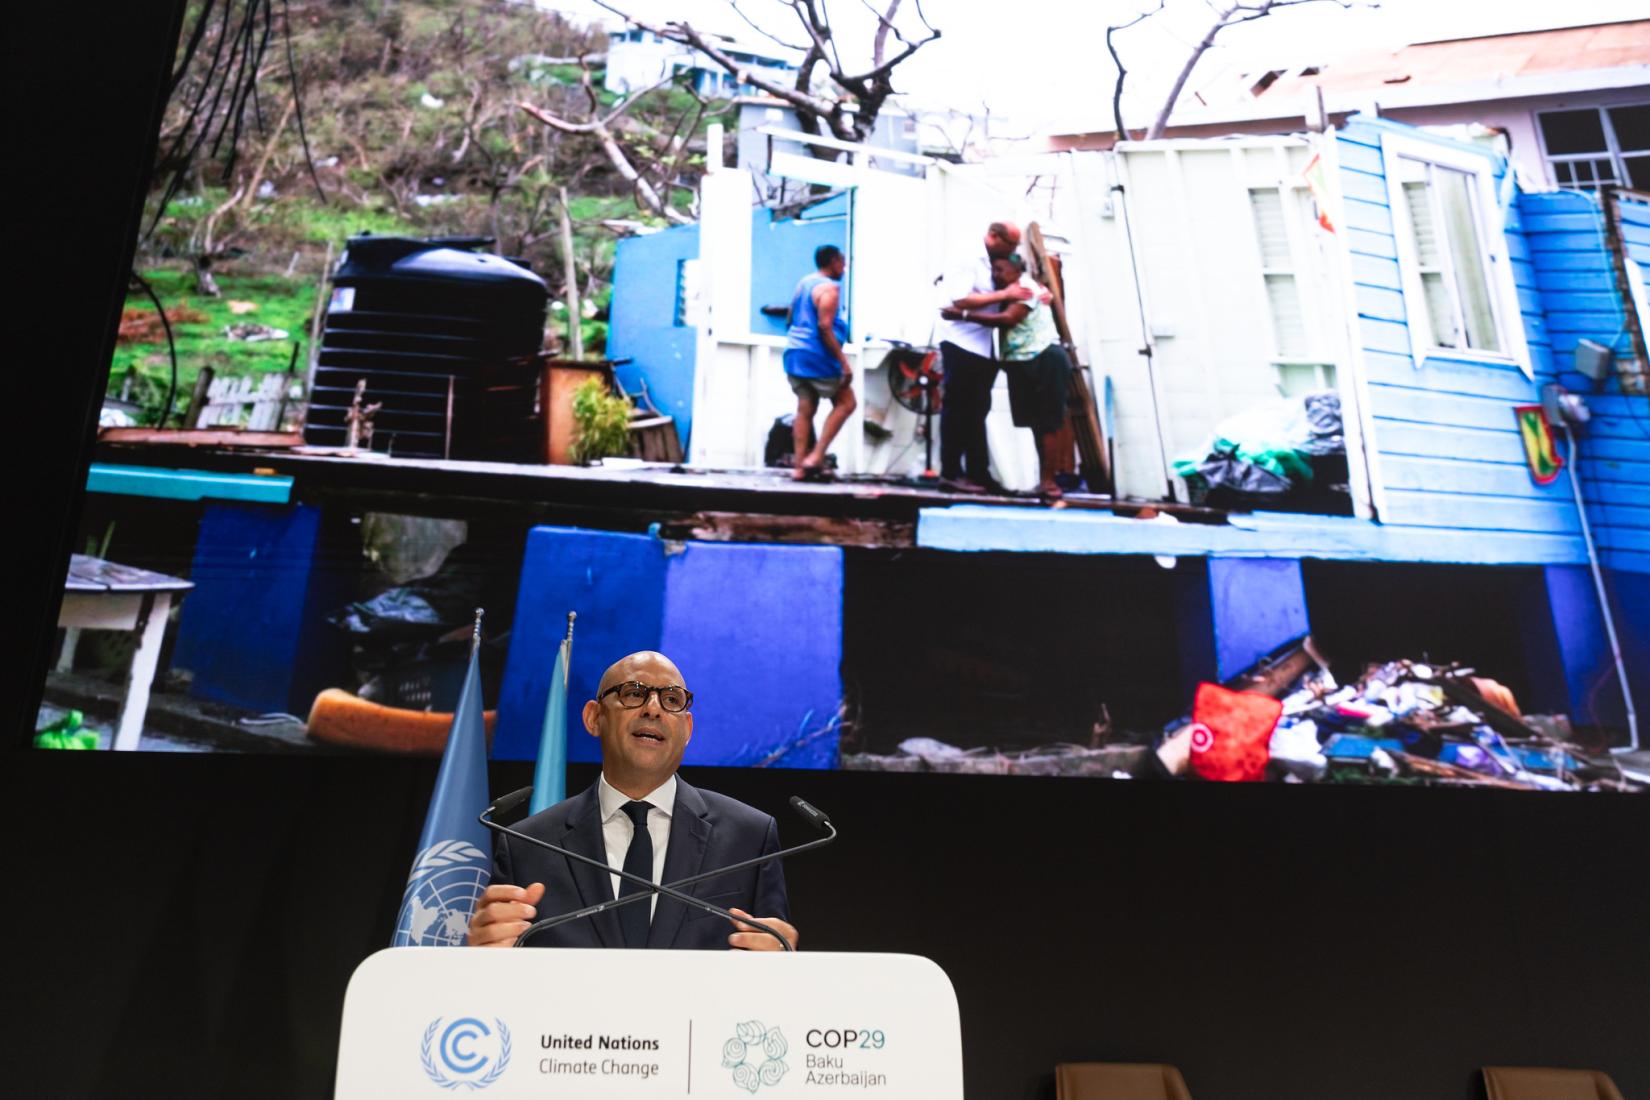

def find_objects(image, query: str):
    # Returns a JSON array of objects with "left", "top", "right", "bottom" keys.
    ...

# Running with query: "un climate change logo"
[
  {"left": 396, "top": 840, "right": 491, "bottom": 947},
  {"left": 722, "top": 1020, "right": 788, "bottom": 1093},
  {"left": 420, "top": 1016, "right": 511, "bottom": 1090}
]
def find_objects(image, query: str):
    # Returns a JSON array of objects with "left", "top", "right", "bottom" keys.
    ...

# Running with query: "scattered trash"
[
  {"left": 117, "top": 302, "right": 207, "bottom": 344},
  {"left": 842, "top": 738, "right": 1149, "bottom": 776},
  {"left": 223, "top": 322, "right": 290, "bottom": 342},
  {"left": 227, "top": 300, "right": 260, "bottom": 314},
  {"left": 34, "top": 709, "right": 99, "bottom": 750},
  {"left": 1174, "top": 390, "right": 1347, "bottom": 508},
  {"left": 1153, "top": 636, "right": 1642, "bottom": 790}
]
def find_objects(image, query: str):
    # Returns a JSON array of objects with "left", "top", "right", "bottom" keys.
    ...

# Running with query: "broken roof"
[{"left": 1052, "top": 19, "right": 1650, "bottom": 141}]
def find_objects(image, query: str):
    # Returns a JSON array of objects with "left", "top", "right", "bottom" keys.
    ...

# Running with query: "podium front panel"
[{"left": 336, "top": 948, "right": 964, "bottom": 1098}]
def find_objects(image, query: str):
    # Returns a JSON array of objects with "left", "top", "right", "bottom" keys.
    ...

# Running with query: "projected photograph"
[{"left": 33, "top": 0, "right": 1648, "bottom": 792}]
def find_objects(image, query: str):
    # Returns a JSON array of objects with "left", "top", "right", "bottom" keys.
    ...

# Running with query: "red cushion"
[{"left": 1188, "top": 682, "right": 1283, "bottom": 782}]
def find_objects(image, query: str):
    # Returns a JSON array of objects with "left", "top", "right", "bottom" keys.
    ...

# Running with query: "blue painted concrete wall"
[
  {"left": 607, "top": 223, "right": 701, "bottom": 450},
  {"left": 1522, "top": 188, "right": 1650, "bottom": 576},
  {"left": 608, "top": 197, "right": 848, "bottom": 454},
  {"left": 496, "top": 527, "right": 844, "bottom": 769},
  {"left": 171, "top": 503, "right": 352, "bottom": 715},
  {"left": 749, "top": 194, "right": 849, "bottom": 339}
]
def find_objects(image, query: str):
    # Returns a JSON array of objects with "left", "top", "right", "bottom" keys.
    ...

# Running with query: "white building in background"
[
  {"left": 603, "top": 26, "right": 799, "bottom": 99},
  {"left": 1044, "top": 19, "right": 1650, "bottom": 193}
]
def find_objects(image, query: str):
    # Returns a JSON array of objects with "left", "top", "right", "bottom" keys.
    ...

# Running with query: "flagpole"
[{"left": 563, "top": 611, "right": 576, "bottom": 687}]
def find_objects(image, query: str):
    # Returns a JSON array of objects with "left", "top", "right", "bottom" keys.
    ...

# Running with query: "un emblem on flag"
[{"left": 395, "top": 840, "right": 491, "bottom": 947}]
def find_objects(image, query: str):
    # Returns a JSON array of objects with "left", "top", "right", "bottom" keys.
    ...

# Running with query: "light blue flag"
[
  {"left": 530, "top": 621, "right": 573, "bottom": 814},
  {"left": 392, "top": 637, "right": 492, "bottom": 947}
]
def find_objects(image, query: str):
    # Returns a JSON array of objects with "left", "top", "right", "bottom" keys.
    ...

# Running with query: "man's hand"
[
  {"left": 727, "top": 907, "right": 798, "bottom": 951},
  {"left": 1003, "top": 284, "right": 1034, "bottom": 302},
  {"left": 467, "top": 881, "right": 545, "bottom": 947},
  {"left": 1036, "top": 285, "right": 1054, "bottom": 305}
]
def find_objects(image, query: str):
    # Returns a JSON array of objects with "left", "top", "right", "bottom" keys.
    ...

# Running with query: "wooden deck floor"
[{"left": 93, "top": 442, "right": 1228, "bottom": 547}]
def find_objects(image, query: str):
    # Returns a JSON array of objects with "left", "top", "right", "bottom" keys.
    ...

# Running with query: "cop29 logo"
[
  {"left": 420, "top": 1016, "right": 512, "bottom": 1090},
  {"left": 722, "top": 1020, "right": 788, "bottom": 1093}
]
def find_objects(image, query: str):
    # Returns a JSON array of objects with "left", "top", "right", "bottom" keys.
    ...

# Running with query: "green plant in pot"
[{"left": 570, "top": 376, "right": 632, "bottom": 465}]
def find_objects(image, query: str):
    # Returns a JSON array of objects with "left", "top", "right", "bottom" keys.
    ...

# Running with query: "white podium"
[{"left": 336, "top": 948, "right": 964, "bottom": 1098}]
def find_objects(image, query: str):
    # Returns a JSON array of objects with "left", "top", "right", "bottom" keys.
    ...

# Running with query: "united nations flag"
[{"left": 392, "top": 619, "right": 492, "bottom": 947}]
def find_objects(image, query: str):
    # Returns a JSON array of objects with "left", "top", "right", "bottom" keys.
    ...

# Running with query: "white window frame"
[
  {"left": 1381, "top": 131, "right": 1531, "bottom": 378},
  {"left": 1534, "top": 102, "right": 1650, "bottom": 191}
]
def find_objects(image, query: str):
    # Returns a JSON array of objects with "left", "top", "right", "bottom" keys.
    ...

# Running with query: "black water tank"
[{"left": 305, "top": 236, "right": 549, "bottom": 458}]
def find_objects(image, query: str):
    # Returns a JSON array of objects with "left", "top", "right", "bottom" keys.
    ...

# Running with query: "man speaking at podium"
[{"left": 468, "top": 651, "right": 799, "bottom": 951}]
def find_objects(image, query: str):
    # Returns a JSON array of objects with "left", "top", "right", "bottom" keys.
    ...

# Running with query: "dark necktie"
[{"left": 618, "top": 801, "right": 654, "bottom": 948}]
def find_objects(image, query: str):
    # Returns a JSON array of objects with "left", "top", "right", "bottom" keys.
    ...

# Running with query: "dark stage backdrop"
[
  {"left": 10, "top": 755, "right": 1650, "bottom": 1099},
  {"left": 8, "top": 5, "right": 1650, "bottom": 1100}
]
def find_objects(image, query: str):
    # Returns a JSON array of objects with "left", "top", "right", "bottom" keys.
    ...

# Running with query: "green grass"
[{"left": 111, "top": 269, "right": 320, "bottom": 423}]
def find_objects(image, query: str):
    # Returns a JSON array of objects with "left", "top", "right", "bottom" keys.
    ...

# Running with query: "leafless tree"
[
  {"left": 1108, "top": 0, "right": 1365, "bottom": 143},
  {"left": 518, "top": 60, "right": 720, "bottom": 225},
  {"left": 595, "top": 0, "right": 940, "bottom": 150}
]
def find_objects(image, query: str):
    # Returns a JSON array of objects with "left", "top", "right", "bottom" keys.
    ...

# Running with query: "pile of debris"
[
  {"left": 841, "top": 737, "right": 1148, "bottom": 777},
  {"left": 838, "top": 637, "right": 1643, "bottom": 790},
  {"left": 1155, "top": 636, "right": 1644, "bottom": 791}
]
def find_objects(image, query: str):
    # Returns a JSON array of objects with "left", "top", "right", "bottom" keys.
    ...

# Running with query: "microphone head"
[
  {"left": 789, "top": 795, "right": 832, "bottom": 831},
  {"left": 489, "top": 786, "right": 535, "bottom": 824}
]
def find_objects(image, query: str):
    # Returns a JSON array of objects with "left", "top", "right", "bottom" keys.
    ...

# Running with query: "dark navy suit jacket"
[{"left": 491, "top": 776, "right": 790, "bottom": 949}]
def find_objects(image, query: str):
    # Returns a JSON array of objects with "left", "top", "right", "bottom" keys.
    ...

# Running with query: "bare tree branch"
[
  {"left": 1106, "top": 1, "right": 1165, "bottom": 142},
  {"left": 517, "top": 62, "right": 692, "bottom": 224},
  {"left": 595, "top": 0, "right": 939, "bottom": 148},
  {"left": 1142, "top": 0, "right": 1362, "bottom": 141}
]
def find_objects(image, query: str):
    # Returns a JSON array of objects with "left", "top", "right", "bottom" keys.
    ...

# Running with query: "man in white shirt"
[
  {"left": 934, "top": 221, "right": 1035, "bottom": 492},
  {"left": 468, "top": 651, "right": 797, "bottom": 950}
]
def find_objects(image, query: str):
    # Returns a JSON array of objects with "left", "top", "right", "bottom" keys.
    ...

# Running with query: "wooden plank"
[
  {"left": 1351, "top": 253, "right": 1403, "bottom": 291},
  {"left": 1366, "top": 383, "right": 1538, "bottom": 432},
  {"left": 1521, "top": 212, "right": 1607, "bottom": 234},
  {"left": 915, "top": 503, "right": 1586, "bottom": 565},
  {"left": 115, "top": 592, "right": 171, "bottom": 752},
  {"left": 58, "top": 591, "right": 144, "bottom": 631},
  {"left": 1527, "top": 232, "right": 1610, "bottom": 253},
  {"left": 1361, "top": 349, "right": 1537, "bottom": 400},
  {"left": 98, "top": 428, "right": 304, "bottom": 448},
  {"left": 1359, "top": 316, "right": 1411, "bottom": 356},
  {"left": 1026, "top": 221, "right": 1111, "bottom": 492},
  {"left": 1347, "top": 227, "right": 1399, "bottom": 261},
  {"left": 1374, "top": 419, "right": 1524, "bottom": 465},
  {"left": 1380, "top": 488, "right": 1581, "bottom": 533},
  {"left": 1355, "top": 284, "right": 1406, "bottom": 323},
  {"left": 1341, "top": 180, "right": 1391, "bottom": 215},
  {"left": 1337, "top": 141, "right": 1384, "bottom": 174},
  {"left": 65, "top": 554, "right": 193, "bottom": 592},
  {"left": 1383, "top": 454, "right": 1568, "bottom": 499},
  {"left": 657, "top": 511, "right": 914, "bottom": 549}
]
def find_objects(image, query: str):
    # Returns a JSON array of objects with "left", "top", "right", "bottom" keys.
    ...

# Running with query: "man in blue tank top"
[{"left": 783, "top": 244, "right": 856, "bottom": 479}]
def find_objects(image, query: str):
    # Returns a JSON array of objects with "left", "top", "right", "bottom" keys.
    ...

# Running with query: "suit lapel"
[
  {"left": 647, "top": 778, "right": 712, "bottom": 949},
  {"left": 562, "top": 782, "right": 622, "bottom": 949}
]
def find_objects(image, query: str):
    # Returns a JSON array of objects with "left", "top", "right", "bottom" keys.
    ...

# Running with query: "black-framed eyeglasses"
[{"left": 598, "top": 680, "right": 693, "bottom": 713}]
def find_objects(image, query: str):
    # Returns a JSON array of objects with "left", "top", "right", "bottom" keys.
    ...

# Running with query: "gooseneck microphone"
[
  {"left": 477, "top": 788, "right": 833, "bottom": 951},
  {"left": 512, "top": 794, "right": 838, "bottom": 946}
]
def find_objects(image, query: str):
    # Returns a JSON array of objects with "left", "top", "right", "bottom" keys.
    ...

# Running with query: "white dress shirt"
[
  {"left": 935, "top": 250, "right": 996, "bottom": 357},
  {"left": 597, "top": 773, "right": 676, "bottom": 920}
]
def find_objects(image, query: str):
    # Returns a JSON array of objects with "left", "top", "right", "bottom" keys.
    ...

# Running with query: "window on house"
[
  {"left": 1538, "top": 104, "right": 1650, "bottom": 191},
  {"left": 1247, "top": 185, "right": 1337, "bottom": 395},
  {"left": 1391, "top": 153, "right": 1503, "bottom": 355}
]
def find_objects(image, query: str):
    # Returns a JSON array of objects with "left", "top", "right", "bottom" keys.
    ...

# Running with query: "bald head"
[
  {"left": 985, "top": 221, "right": 1021, "bottom": 259},
  {"left": 598, "top": 650, "right": 686, "bottom": 695}
]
